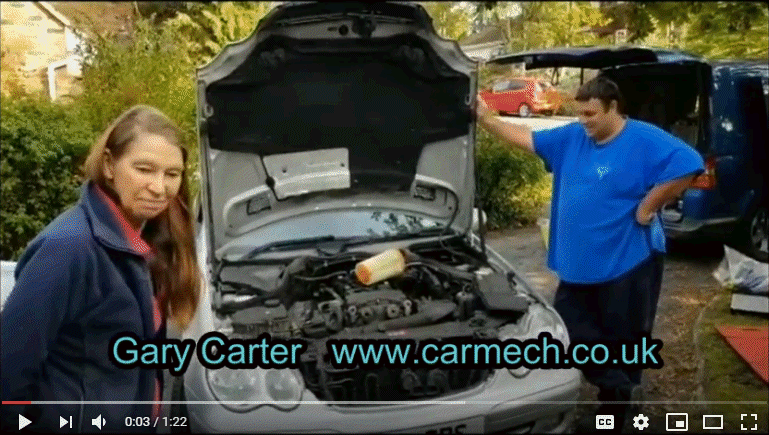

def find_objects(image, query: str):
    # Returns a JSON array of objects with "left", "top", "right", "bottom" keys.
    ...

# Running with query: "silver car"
[{"left": 176, "top": 2, "right": 580, "bottom": 433}]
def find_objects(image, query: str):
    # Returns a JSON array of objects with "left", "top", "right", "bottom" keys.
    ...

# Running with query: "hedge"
[
  {"left": 476, "top": 128, "right": 550, "bottom": 229},
  {"left": 1, "top": 96, "right": 96, "bottom": 260}
]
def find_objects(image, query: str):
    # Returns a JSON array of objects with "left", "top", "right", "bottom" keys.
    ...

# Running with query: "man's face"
[{"left": 577, "top": 98, "right": 615, "bottom": 141}]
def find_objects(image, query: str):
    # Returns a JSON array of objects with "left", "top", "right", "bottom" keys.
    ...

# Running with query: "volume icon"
[
  {"left": 60, "top": 415, "right": 73, "bottom": 428},
  {"left": 92, "top": 415, "right": 105, "bottom": 430}
]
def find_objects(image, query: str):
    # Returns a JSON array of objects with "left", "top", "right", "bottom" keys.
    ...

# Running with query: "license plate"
[{"left": 392, "top": 416, "right": 485, "bottom": 435}]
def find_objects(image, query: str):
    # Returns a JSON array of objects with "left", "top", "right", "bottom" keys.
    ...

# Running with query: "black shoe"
[
  {"left": 614, "top": 384, "right": 644, "bottom": 432},
  {"left": 575, "top": 412, "right": 603, "bottom": 433}
]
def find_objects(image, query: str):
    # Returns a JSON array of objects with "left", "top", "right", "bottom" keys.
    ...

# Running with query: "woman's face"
[{"left": 104, "top": 132, "right": 185, "bottom": 227}]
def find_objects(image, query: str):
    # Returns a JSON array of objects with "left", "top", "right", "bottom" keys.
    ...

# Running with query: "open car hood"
[
  {"left": 489, "top": 46, "right": 702, "bottom": 69},
  {"left": 196, "top": 2, "right": 477, "bottom": 258}
]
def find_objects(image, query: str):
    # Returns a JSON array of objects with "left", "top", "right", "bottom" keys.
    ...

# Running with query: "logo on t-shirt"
[{"left": 596, "top": 166, "right": 610, "bottom": 179}]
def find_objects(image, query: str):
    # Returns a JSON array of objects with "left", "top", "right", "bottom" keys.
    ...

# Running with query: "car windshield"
[
  {"left": 492, "top": 81, "right": 508, "bottom": 92},
  {"left": 221, "top": 210, "right": 444, "bottom": 256}
]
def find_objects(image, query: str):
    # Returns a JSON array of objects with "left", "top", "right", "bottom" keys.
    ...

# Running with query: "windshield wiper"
[{"left": 244, "top": 235, "right": 338, "bottom": 259}]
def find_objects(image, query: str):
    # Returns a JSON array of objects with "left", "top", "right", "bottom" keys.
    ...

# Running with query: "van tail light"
[{"left": 691, "top": 156, "right": 717, "bottom": 189}]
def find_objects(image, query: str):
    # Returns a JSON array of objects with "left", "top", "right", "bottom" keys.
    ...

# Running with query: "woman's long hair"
[{"left": 82, "top": 105, "right": 200, "bottom": 330}]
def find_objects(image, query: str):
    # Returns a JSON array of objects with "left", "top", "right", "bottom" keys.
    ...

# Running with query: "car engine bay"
[{"left": 211, "top": 241, "right": 536, "bottom": 401}]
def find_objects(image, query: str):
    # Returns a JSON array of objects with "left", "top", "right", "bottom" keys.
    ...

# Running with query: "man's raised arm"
[{"left": 476, "top": 95, "right": 535, "bottom": 154}]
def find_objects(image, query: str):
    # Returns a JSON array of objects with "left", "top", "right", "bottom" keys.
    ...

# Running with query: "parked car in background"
[
  {"left": 480, "top": 76, "right": 562, "bottom": 117},
  {"left": 490, "top": 47, "right": 768, "bottom": 262}
]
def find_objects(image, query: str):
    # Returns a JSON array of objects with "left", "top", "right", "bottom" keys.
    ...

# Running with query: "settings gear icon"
[{"left": 633, "top": 414, "right": 650, "bottom": 431}]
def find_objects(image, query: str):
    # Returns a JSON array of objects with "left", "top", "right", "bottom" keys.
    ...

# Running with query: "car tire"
[
  {"left": 737, "top": 202, "right": 768, "bottom": 262},
  {"left": 518, "top": 104, "right": 531, "bottom": 117},
  {"left": 170, "top": 376, "right": 191, "bottom": 434}
]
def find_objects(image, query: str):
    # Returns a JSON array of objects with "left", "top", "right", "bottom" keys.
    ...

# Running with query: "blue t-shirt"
[{"left": 533, "top": 119, "right": 704, "bottom": 284}]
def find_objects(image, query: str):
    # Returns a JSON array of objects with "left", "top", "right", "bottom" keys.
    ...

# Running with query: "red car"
[{"left": 480, "top": 77, "right": 562, "bottom": 117}]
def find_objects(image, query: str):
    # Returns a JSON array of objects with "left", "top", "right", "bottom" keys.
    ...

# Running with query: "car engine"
[{"left": 215, "top": 244, "right": 533, "bottom": 402}]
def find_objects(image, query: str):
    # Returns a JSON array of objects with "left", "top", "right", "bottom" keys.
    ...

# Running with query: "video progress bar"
[{"left": 4, "top": 401, "right": 769, "bottom": 405}]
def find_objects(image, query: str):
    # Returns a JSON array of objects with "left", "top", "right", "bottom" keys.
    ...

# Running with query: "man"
[{"left": 476, "top": 76, "right": 704, "bottom": 432}]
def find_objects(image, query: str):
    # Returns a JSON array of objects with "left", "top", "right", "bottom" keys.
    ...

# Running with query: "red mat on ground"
[{"left": 716, "top": 325, "right": 769, "bottom": 384}]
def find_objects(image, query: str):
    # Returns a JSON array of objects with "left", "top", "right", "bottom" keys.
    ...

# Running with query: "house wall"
[
  {"left": 461, "top": 43, "right": 506, "bottom": 61},
  {"left": 1, "top": 1, "right": 80, "bottom": 98}
]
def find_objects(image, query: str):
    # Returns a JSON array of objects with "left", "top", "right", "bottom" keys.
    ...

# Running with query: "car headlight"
[
  {"left": 207, "top": 367, "right": 304, "bottom": 412},
  {"left": 498, "top": 305, "right": 570, "bottom": 378},
  {"left": 522, "top": 306, "right": 570, "bottom": 347}
]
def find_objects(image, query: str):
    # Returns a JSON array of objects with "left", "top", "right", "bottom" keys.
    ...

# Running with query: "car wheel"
[
  {"left": 518, "top": 104, "right": 531, "bottom": 117},
  {"left": 739, "top": 203, "right": 768, "bottom": 262},
  {"left": 170, "top": 376, "right": 191, "bottom": 434}
]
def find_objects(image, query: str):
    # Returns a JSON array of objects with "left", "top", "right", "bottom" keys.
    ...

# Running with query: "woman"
[{"left": 1, "top": 106, "right": 200, "bottom": 432}]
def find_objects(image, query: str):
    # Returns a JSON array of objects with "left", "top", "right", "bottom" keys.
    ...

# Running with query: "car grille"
[{"left": 299, "top": 360, "right": 492, "bottom": 403}]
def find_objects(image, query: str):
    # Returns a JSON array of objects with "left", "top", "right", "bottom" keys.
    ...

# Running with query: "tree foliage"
[
  {"left": 0, "top": 29, "right": 33, "bottom": 98},
  {"left": 1, "top": 97, "right": 96, "bottom": 260},
  {"left": 515, "top": 2, "right": 610, "bottom": 51},
  {"left": 76, "top": 17, "right": 198, "bottom": 167},
  {"left": 420, "top": 2, "right": 472, "bottom": 41},
  {"left": 476, "top": 128, "right": 548, "bottom": 229},
  {"left": 477, "top": 1, "right": 767, "bottom": 60},
  {"left": 601, "top": 2, "right": 768, "bottom": 58},
  {"left": 680, "top": 2, "right": 768, "bottom": 59},
  {"left": 144, "top": 2, "right": 274, "bottom": 67}
]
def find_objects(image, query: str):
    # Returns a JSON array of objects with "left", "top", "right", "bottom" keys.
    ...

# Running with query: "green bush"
[
  {"left": 476, "top": 128, "right": 551, "bottom": 229},
  {"left": 1, "top": 96, "right": 97, "bottom": 260},
  {"left": 556, "top": 90, "right": 580, "bottom": 117}
]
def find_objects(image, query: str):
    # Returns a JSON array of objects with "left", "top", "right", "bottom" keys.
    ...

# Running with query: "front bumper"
[
  {"left": 662, "top": 210, "right": 739, "bottom": 240},
  {"left": 531, "top": 102, "right": 558, "bottom": 113},
  {"left": 184, "top": 364, "right": 580, "bottom": 434}
]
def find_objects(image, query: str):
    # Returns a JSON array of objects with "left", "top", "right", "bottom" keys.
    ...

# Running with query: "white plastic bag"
[{"left": 713, "top": 245, "right": 768, "bottom": 294}]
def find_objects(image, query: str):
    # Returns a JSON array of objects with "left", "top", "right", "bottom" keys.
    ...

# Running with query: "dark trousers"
[{"left": 553, "top": 254, "right": 664, "bottom": 392}]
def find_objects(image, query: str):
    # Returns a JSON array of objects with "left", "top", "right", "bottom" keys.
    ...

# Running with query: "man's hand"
[
  {"left": 475, "top": 95, "right": 494, "bottom": 124},
  {"left": 474, "top": 93, "right": 535, "bottom": 153},
  {"left": 636, "top": 175, "right": 697, "bottom": 225},
  {"left": 635, "top": 207, "right": 656, "bottom": 226}
]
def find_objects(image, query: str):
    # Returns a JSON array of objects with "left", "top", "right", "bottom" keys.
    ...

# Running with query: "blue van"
[{"left": 490, "top": 47, "right": 768, "bottom": 261}]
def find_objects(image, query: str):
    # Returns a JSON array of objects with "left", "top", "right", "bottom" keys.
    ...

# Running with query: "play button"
[{"left": 19, "top": 415, "right": 31, "bottom": 430}]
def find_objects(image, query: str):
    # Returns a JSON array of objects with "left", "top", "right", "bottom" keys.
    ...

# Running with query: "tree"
[
  {"left": 144, "top": 2, "right": 274, "bottom": 67},
  {"left": 478, "top": 2, "right": 610, "bottom": 53},
  {"left": 0, "top": 31, "right": 32, "bottom": 98},
  {"left": 680, "top": 2, "right": 768, "bottom": 59},
  {"left": 617, "top": 2, "right": 767, "bottom": 58},
  {"left": 523, "top": 2, "right": 610, "bottom": 49},
  {"left": 420, "top": 2, "right": 472, "bottom": 41}
]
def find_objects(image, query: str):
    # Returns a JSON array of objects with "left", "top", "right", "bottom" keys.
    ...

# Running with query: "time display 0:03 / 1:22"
[{"left": 124, "top": 417, "right": 188, "bottom": 427}]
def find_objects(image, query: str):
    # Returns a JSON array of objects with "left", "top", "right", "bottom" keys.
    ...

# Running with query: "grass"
[{"left": 694, "top": 289, "right": 768, "bottom": 433}]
